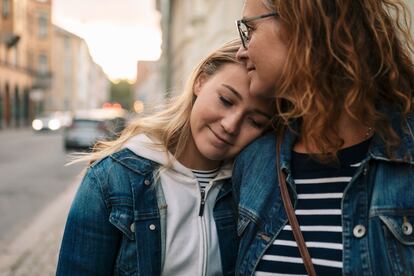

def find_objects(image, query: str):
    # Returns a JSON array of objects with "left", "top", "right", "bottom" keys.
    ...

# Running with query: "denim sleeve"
[
  {"left": 232, "top": 152, "right": 245, "bottom": 205},
  {"left": 232, "top": 132, "right": 276, "bottom": 206},
  {"left": 56, "top": 167, "right": 121, "bottom": 275}
]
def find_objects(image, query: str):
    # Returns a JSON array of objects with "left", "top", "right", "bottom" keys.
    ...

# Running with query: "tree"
[{"left": 110, "top": 80, "right": 133, "bottom": 110}]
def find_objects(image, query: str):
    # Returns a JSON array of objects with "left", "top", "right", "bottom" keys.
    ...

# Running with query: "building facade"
[
  {"left": 134, "top": 60, "right": 164, "bottom": 112},
  {"left": 133, "top": 0, "right": 243, "bottom": 109},
  {"left": 0, "top": 0, "right": 109, "bottom": 130},
  {"left": 28, "top": 0, "right": 53, "bottom": 113},
  {"left": 0, "top": 0, "right": 52, "bottom": 129},
  {"left": 155, "top": 0, "right": 243, "bottom": 98},
  {"left": 51, "top": 25, "right": 109, "bottom": 112},
  {"left": 141, "top": 0, "right": 414, "bottom": 106}
]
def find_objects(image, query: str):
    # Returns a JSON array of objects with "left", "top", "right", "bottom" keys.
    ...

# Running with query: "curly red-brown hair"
[{"left": 268, "top": 0, "right": 414, "bottom": 157}]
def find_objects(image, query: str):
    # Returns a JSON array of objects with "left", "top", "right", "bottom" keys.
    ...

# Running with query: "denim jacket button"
[
  {"left": 149, "top": 224, "right": 156, "bottom": 231},
  {"left": 130, "top": 223, "right": 135, "bottom": 233},
  {"left": 353, "top": 224, "right": 366, "bottom": 238},
  {"left": 144, "top": 179, "right": 150, "bottom": 186},
  {"left": 402, "top": 222, "right": 413, "bottom": 235}
]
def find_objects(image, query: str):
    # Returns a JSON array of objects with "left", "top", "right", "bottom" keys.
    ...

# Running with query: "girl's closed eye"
[
  {"left": 248, "top": 117, "right": 266, "bottom": 129},
  {"left": 219, "top": 95, "right": 233, "bottom": 107}
]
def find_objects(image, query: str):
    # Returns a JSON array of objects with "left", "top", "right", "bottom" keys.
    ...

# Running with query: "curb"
[{"left": 0, "top": 178, "right": 80, "bottom": 273}]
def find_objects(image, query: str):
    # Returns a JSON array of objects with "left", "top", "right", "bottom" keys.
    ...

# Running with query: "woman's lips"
[{"left": 246, "top": 63, "right": 255, "bottom": 71}]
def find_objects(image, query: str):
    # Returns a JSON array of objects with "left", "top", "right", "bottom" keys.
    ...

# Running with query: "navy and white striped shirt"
[
  {"left": 192, "top": 168, "right": 220, "bottom": 216},
  {"left": 192, "top": 168, "right": 220, "bottom": 192},
  {"left": 255, "top": 139, "right": 370, "bottom": 276}
]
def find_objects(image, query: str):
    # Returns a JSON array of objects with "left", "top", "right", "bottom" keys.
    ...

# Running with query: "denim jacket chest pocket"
[
  {"left": 379, "top": 213, "right": 414, "bottom": 245},
  {"left": 109, "top": 207, "right": 138, "bottom": 275},
  {"left": 108, "top": 203, "right": 162, "bottom": 276},
  {"left": 373, "top": 211, "right": 414, "bottom": 275},
  {"left": 368, "top": 161, "right": 414, "bottom": 275}
]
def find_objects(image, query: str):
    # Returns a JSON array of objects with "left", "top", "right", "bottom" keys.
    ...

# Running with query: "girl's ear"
[{"left": 194, "top": 73, "right": 208, "bottom": 96}]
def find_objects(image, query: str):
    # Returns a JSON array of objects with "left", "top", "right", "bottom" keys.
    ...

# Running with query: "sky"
[{"left": 52, "top": 0, "right": 162, "bottom": 81}]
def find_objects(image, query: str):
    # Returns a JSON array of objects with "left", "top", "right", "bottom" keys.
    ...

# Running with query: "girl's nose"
[{"left": 221, "top": 113, "right": 242, "bottom": 135}]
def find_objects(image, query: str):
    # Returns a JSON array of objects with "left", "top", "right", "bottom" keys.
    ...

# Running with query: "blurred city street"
[{"left": 0, "top": 128, "right": 84, "bottom": 275}]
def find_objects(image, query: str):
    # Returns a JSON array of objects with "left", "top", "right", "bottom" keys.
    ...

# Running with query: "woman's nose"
[{"left": 236, "top": 45, "right": 248, "bottom": 63}]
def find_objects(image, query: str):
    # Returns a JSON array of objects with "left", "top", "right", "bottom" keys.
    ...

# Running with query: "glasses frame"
[{"left": 236, "top": 12, "right": 278, "bottom": 49}]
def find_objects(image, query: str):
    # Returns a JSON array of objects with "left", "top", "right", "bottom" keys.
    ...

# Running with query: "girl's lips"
[{"left": 208, "top": 127, "right": 233, "bottom": 146}]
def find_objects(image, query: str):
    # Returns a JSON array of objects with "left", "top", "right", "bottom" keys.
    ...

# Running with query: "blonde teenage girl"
[{"left": 56, "top": 40, "right": 275, "bottom": 276}]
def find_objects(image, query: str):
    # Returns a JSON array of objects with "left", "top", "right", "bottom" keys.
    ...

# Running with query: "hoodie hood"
[{"left": 123, "top": 134, "right": 232, "bottom": 179}]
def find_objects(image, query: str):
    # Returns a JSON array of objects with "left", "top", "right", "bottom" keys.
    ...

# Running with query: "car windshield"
[{"left": 72, "top": 120, "right": 100, "bottom": 128}]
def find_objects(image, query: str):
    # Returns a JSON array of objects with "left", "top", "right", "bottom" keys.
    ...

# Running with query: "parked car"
[
  {"left": 32, "top": 111, "right": 72, "bottom": 132},
  {"left": 63, "top": 109, "right": 127, "bottom": 151}
]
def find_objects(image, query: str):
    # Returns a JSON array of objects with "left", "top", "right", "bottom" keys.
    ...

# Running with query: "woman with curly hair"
[{"left": 234, "top": 0, "right": 414, "bottom": 275}]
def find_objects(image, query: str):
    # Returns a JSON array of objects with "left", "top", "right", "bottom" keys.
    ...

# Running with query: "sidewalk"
[{"left": 0, "top": 180, "right": 79, "bottom": 276}]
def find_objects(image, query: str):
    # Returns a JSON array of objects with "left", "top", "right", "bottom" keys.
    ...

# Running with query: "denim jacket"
[
  {"left": 233, "top": 111, "right": 414, "bottom": 276},
  {"left": 57, "top": 149, "right": 238, "bottom": 276}
]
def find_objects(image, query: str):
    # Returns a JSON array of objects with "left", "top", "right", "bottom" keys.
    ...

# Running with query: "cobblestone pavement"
[{"left": 0, "top": 180, "right": 79, "bottom": 276}]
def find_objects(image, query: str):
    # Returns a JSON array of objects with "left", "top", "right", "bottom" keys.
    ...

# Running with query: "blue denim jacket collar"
[
  {"left": 110, "top": 148, "right": 233, "bottom": 199},
  {"left": 279, "top": 111, "right": 414, "bottom": 175},
  {"left": 369, "top": 113, "right": 414, "bottom": 164},
  {"left": 110, "top": 148, "right": 236, "bottom": 275},
  {"left": 234, "top": 110, "right": 414, "bottom": 276},
  {"left": 110, "top": 148, "right": 158, "bottom": 175},
  {"left": 274, "top": 112, "right": 414, "bottom": 209}
]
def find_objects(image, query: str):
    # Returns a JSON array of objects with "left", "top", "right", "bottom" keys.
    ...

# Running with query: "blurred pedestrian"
[
  {"left": 56, "top": 40, "right": 275, "bottom": 275},
  {"left": 234, "top": 0, "right": 414, "bottom": 275}
]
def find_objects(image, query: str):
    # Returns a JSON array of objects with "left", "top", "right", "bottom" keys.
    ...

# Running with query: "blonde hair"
[
  {"left": 267, "top": 0, "right": 414, "bottom": 158},
  {"left": 76, "top": 40, "right": 242, "bottom": 165}
]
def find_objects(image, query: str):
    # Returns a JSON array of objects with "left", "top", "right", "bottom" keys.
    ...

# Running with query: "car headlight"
[
  {"left": 48, "top": 119, "right": 61, "bottom": 130},
  {"left": 32, "top": 119, "right": 43, "bottom": 131}
]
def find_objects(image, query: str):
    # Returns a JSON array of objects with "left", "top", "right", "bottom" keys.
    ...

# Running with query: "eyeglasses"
[{"left": 236, "top": 12, "right": 278, "bottom": 49}]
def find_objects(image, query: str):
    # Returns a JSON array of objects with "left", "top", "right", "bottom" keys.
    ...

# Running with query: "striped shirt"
[
  {"left": 192, "top": 168, "right": 220, "bottom": 216},
  {"left": 192, "top": 167, "right": 220, "bottom": 192},
  {"left": 255, "top": 139, "right": 370, "bottom": 276}
]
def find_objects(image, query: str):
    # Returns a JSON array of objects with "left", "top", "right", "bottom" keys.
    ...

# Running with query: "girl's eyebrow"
[
  {"left": 222, "top": 84, "right": 242, "bottom": 100},
  {"left": 222, "top": 84, "right": 272, "bottom": 119}
]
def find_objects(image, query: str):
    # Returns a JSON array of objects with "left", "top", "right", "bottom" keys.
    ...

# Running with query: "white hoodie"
[{"left": 124, "top": 134, "right": 232, "bottom": 276}]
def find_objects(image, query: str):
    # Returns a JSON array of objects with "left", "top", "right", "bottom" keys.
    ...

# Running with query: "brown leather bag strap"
[{"left": 276, "top": 133, "right": 317, "bottom": 276}]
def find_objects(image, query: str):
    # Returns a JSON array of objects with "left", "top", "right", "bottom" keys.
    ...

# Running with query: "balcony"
[{"left": 0, "top": 32, "right": 20, "bottom": 48}]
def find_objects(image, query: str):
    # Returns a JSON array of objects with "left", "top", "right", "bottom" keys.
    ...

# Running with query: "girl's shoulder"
[
  {"left": 88, "top": 148, "right": 158, "bottom": 180},
  {"left": 233, "top": 132, "right": 278, "bottom": 181},
  {"left": 237, "top": 132, "right": 276, "bottom": 161},
  {"left": 83, "top": 148, "right": 159, "bottom": 204}
]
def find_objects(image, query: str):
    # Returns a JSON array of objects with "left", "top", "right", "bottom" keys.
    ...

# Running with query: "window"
[
  {"left": 38, "top": 54, "right": 48, "bottom": 74},
  {"left": 38, "top": 13, "right": 48, "bottom": 38},
  {"left": 2, "top": 0, "right": 10, "bottom": 18}
]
